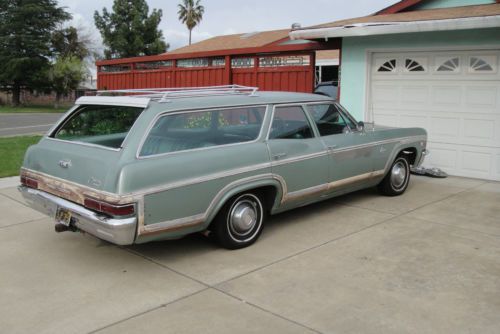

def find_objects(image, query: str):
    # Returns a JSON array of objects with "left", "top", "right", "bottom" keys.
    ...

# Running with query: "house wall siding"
[{"left": 339, "top": 28, "right": 500, "bottom": 120}]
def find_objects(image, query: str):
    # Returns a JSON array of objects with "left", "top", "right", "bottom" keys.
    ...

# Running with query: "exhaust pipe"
[{"left": 55, "top": 223, "right": 77, "bottom": 233}]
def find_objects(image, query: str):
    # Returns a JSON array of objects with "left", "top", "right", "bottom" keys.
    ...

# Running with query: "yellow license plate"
[{"left": 55, "top": 208, "right": 72, "bottom": 226}]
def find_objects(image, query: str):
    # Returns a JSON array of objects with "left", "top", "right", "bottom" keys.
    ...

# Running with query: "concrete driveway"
[{"left": 0, "top": 176, "right": 499, "bottom": 334}]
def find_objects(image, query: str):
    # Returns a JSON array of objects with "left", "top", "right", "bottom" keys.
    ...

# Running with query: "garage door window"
[
  {"left": 377, "top": 59, "right": 397, "bottom": 73},
  {"left": 405, "top": 58, "right": 426, "bottom": 72},
  {"left": 437, "top": 57, "right": 460, "bottom": 72},
  {"left": 469, "top": 56, "right": 495, "bottom": 72}
]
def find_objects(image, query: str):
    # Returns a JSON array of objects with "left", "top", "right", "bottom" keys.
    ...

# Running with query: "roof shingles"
[{"left": 166, "top": 29, "right": 290, "bottom": 55}]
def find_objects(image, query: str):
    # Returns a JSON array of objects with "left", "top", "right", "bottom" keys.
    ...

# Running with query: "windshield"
[{"left": 52, "top": 105, "right": 144, "bottom": 149}]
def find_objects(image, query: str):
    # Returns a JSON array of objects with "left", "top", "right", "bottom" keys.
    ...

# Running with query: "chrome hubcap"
[
  {"left": 229, "top": 200, "right": 258, "bottom": 236},
  {"left": 391, "top": 161, "right": 407, "bottom": 189}
]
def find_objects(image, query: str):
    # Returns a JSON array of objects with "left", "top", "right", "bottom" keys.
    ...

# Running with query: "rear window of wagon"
[
  {"left": 51, "top": 105, "right": 144, "bottom": 149},
  {"left": 139, "top": 106, "right": 266, "bottom": 157}
]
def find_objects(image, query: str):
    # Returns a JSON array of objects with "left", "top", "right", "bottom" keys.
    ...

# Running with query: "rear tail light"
[
  {"left": 20, "top": 175, "right": 38, "bottom": 189},
  {"left": 84, "top": 197, "right": 135, "bottom": 217}
]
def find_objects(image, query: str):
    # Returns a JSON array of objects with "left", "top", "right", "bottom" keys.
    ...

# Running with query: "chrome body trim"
[
  {"left": 58, "top": 160, "right": 72, "bottom": 169},
  {"left": 284, "top": 183, "right": 328, "bottom": 203},
  {"left": 271, "top": 151, "right": 330, "bottom": 167},
  {"left": 283, "top": 170, "right": 385, "bottom": 203},
  {"left": 18, "top": 186, "right": 136, "bottom": 245},
  {"left": 135, "top": 161, "right": 273, "bottom": 196},
  {"left": 21, "top": 133, "right": 423, "bottom": 202},
  {"left": 21, "top": 133, "right": 426, "bottom": 240},
  {"left": 21, "top": 168, "right": 128, "bottom": 203},
  {"left": 140, "top": 173, "right": 287, "bottom": 235},
  {"left": 44, "top": 137, "right": 123, "bottom": 152},
  {"left": 329, "top": 135, "right": 427, "bottom": 154},
  {"left": 328, "top": 170, "right": 385, "bottom": 190},
  {"left": 135, "top": 104, "right": 270, "bottom": 160},
  {"left": 143, "top": 213, "right": 205, "bottom": 234}
]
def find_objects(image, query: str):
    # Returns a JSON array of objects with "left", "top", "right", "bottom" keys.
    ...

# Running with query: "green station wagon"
[{"left": 19, "top": 85, "right": 428, "bottom": 249}]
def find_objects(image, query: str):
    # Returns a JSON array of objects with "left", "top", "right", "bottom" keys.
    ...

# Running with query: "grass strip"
[{"left": 0, "top": 135, "right": 42, "bottom": 177}]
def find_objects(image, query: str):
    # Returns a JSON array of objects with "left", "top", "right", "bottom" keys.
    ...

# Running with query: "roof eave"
[
  {"left": 95, "top": 41, "right": 328, "bottom": 66},
  {"left": 289, "top": 15, "right": 500, "bottom": 40}
]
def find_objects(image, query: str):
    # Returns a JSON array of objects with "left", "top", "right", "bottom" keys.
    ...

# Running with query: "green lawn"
[
  {"left": 0, "top": 136, "right": 42, "bottom": 177},
  {"left": 0, "top": 105, "right": 68, "bottom": 113}
]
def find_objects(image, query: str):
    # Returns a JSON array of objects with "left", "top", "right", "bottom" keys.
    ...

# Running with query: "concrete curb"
[{"left": 0, "top": 176, "right": 19, "bottom": 189}]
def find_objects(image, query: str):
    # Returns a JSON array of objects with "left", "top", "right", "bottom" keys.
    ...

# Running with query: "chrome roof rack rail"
[{"left": 96, "top": 85, "right": 259, "bottom": 102}]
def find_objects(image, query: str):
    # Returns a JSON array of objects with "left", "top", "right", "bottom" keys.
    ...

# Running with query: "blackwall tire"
[
  {"left": 377, "top": 156, "right": 411, "bottom": 196},
  {"left": 212, "top": 193, "right": 265, "bottom": 249}
]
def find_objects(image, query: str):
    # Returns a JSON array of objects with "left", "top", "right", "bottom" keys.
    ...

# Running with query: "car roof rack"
[{"left": 96, "top": 85, "right": 259, "bottom": 103}]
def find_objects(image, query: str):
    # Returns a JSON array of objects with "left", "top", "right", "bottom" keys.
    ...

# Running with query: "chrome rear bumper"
[{"left": 18, "top": 186, "right": 136, "bottom": 245}]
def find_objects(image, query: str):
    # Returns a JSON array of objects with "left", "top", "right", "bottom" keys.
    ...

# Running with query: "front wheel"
[
  {"left": 212, "top": 193, "right": 265, "bottom": 249},
  {"left": 377, "top": 156, "right": 410, "bottom": 196}
]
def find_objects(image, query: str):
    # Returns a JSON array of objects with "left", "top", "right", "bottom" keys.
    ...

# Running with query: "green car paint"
[{"left": 19, "top": 91, "right": 427, "bottom": 245}]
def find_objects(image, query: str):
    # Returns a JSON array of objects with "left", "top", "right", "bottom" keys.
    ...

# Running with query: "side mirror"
[{"left": 357, "top": 121, "right": 365, "bottom": 132}]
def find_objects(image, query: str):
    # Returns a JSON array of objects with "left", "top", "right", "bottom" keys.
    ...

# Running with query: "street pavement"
[
  {"left": 0, "top": 113, "right": 63, "bottom": 137},
  {"left": 0, "top": 176, "right": 499, "bottom": 333}
]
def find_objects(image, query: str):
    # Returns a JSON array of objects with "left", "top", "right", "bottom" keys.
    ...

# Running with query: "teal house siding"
[
  {"left": 413, "top": 0, "right": 494, "bottom": 10},
  {"left": 339, "top": 28, "right": 500, "bottom": 120}
]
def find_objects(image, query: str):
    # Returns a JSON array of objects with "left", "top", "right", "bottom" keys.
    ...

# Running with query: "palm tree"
[{"left": 177, "top": 0, "right": 205, "bottom": 45}]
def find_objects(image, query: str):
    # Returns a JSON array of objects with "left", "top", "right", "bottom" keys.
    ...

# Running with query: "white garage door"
[{"left": 369, "top": 50, "right": 500, "bottom": 181}]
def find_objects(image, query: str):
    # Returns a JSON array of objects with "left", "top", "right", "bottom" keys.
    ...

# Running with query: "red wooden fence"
[{"left": 97, "top": 53, "right": 315, "bottom": 93}]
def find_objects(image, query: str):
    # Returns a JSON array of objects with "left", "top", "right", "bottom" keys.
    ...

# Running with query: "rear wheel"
[
  {"left": 377, "top": 156, "right": 410, "bottom": 196},
  {"left": 212, "top": 193, "right": 265, "bottom": 249}
]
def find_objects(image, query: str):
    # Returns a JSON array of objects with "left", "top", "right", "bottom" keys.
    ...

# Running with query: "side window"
[
  {"left": 306, "top": 104, "right": 352, "bottom": 136},
  {"left": 164, "top": 107, "right": 265, "bottom": 130},
  {"left": 334, "top": 103, "right": 358, "bottom": 130},
  {"left": 269, "top": 106, "right": 313, "bottom": 140},
  {"left": 307, "top": 104, "right": 356, "bottom": 136},
  {"left": 140, "top": 106, "right": 266, "bottom": 157},
  {"left": 218, "top": 107, "right": 265, "bottom": 128},
  {"left": 167, "top": 111, "right": 214, "bottom": 130}
]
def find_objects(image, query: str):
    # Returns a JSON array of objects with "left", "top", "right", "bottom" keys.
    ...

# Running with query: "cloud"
[{"left": 57, "top": 0, "right": 397, "bottom": 57}]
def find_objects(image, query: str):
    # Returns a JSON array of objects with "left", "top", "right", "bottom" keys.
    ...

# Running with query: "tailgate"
[{"left": 22, "top": 138, "right": 122, "bottom": 193}]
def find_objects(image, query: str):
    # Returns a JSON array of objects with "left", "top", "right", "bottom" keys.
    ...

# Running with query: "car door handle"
[
  {"left": 327, "top": 145, "right": 337, "bottom": 151},
  {"left": 273, "top": 152, "right": 287, "bottom": 160}
]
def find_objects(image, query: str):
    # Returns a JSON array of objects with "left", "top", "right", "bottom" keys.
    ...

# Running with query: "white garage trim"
[
  {"left": 290, "top": 15, "right": 500, "bottom": 40},
  {"left": 365, "top": 46, "right": 500, "bottom": 181}
]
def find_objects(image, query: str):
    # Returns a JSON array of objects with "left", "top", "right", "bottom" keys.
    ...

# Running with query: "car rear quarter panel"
[{"left": 119, "top": 141, "right": 273, "bottom": 238}]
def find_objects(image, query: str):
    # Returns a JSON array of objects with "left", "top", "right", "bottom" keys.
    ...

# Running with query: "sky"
[{"left": 59, "top": 0, "right": 397, "bottom": 53}]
